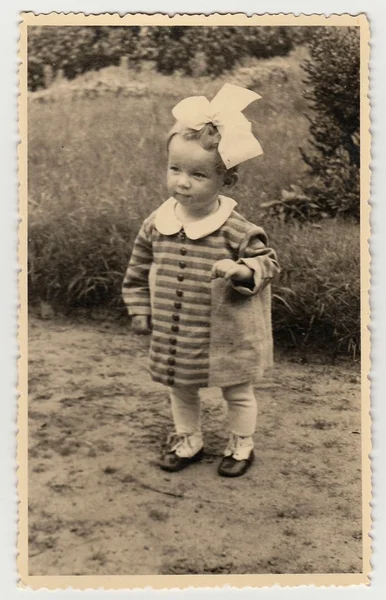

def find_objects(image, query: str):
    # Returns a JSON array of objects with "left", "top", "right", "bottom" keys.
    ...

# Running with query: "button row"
[{"left": 168, "top": 235, "right": 186, "bottom": 387}]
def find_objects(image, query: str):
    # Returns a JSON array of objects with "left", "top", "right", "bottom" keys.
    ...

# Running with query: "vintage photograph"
[{"left": 18, "top": 13, "right": 371, "bottom": 588}]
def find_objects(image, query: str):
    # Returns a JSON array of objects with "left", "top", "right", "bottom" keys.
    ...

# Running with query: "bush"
[
  {"left": 147, "top": 27, "right": 196, "bottom": 76},
  {"left": 27, "top": 26, "right": 140, "bottom": 90},
  {"left": 28, "top": 25, "right": 295, "bottom": 88},
  {"left": 300, "top": 27, "right": 360, "bottom": 221},
  {"left": 149, "top": 26, "right": 294, "bottom": 76},
  {"left": 286, "top": 26, "right": 323, "bottom": 47}
]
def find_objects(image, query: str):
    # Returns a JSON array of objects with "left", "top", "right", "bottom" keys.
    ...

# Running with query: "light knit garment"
[{"left": 122, "top": 195, "right": 279, "bottom": 388}]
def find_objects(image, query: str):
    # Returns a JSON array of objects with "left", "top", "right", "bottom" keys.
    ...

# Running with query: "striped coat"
[{"left": 122, "top": 195, "right": 279, "bottom": 388}]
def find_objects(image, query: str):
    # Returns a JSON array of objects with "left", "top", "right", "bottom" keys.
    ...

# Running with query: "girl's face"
[{"left": 167, "top": 135, "right": 225, "bottom": 217}]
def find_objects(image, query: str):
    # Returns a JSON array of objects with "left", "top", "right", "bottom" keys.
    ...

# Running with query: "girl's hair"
[{"left": 167, "top": 122, "right": 239, "bottom": 185}]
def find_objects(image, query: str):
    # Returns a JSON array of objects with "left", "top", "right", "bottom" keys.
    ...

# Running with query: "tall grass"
[
  {"left": 27, "top": 52, "right": 360, "bottom": 356},
  {"left": 269, "top": 219, "right": 360, "bottom": 358}
]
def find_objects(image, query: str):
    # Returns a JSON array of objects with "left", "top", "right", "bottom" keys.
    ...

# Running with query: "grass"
[
  {"left": 27, "top": 49, "right": 360, "bottom": 357},
  {"left": 269, "top": 218, "right": 360, "bottom": 358}
]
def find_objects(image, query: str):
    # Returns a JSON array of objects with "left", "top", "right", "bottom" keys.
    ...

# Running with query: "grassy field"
[{"left": 27, "top": 48, "right": 360, "bottom": 357}]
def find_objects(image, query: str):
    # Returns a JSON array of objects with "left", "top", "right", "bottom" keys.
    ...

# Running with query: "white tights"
[{"left": 169, "top": 381, "right": 257, "bottom": 438}]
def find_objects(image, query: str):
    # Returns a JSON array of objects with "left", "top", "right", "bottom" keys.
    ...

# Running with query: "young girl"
[{"left": 122, "top": 83, "right": 279, "bottom": 477}]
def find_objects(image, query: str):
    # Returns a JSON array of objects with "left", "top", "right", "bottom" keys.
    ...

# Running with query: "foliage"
[
  {"left": 287, "top": 26, "right": 323, "bottom": 46},
  {"left": 27, "top": 26, "right": 140, "bottom": 91},
  {"left": 29, "top": 195, "right": 138, "bottom": 308},
  {"left": 300, "top": 27, "right": 360, "bottom": 221},
  {"left": 27, "top": 25, "right": 295, "bottom": 89},
  {"left": 149, "top": 26, "right": 294, "bottom": 76},
  {"left": 269, "top": 219, "right": 360, "bottom": 358},
  {"left": 260, "top": 185, "right": 323, "bottom": 223}
]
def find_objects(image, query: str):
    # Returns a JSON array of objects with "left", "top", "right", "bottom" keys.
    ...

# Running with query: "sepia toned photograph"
[{"left": 18, "top": 12, "right": 371, "bottom": 589}]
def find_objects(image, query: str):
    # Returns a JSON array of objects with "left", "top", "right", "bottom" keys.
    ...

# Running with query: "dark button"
[
  {"left": 176, "top": 289, "right": 184, "bottom": 298},
  {"left": 180, "top": 247, "right": 187, "bottom": 256},
  {"left": 174, "top": 301, "right": 182, "bottom": 309},
  {"left": 168, "top": 357, "right": 176, "bottom": 366},
  {"left": 167, "top": 378, "right": 175, "bottom": 386},
  {"left": 172, "top": 314, "right": 180, "bottom": 322},
  {"left": 179, "top": 261, "right": 186, "bottom": 269},
  {"left": 169, "top": 347, "right": 177, "bottom": 355},
  {"left": 167, "top": 368, "right": 175, "bottom": 376},
  {"left": 171, "top": 324, "right": 179, "bottom": 333},
  {"left": 169, "top": 337, "right": 177, "bottom": 345},
  {"left": 177, "top": 274, "right": 184, "bottom": 282}
]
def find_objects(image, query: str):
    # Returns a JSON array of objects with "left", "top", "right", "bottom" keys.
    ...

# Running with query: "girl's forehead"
[{"left": 168, "top": 136, "right": 217, "bottom": 170}]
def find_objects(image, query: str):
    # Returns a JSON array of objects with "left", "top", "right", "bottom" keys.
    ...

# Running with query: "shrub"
[
  {"left": 149, "top": 26, "right": 294, "bottom": 77},
  {"left": 147, "top": 27, "right": 196, "bottom": 75},
  {"left": 286, "top": 26, "right": 323, "bottom": 47},
  {"left": 243, "top": 26, "right": 293, "bottom": 59},
  {"left": 28, "top": 26, "right": 295, "bottom": 88},
  {"left": 300, "top": 27, "right": 360, "bottom": 221},
  {"left": 27, "top": 26, "right": 140, "bottom": 90}
]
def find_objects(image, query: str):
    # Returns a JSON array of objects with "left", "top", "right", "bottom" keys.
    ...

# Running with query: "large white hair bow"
[{"left": 171, "top": 83, "right": 263, "bottom": 169}]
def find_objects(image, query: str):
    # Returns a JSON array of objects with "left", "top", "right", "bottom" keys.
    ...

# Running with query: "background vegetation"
[
  {"left": 28, "top": 25, "right": 317, "bottom": 90},
  {"left": 27, "top": 26, "right": 361, "bottom": 358}
]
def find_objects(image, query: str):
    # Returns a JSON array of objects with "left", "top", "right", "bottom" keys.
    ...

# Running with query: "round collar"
[{"left": 154, "top": 195, "right": 237, "bottom": 240}]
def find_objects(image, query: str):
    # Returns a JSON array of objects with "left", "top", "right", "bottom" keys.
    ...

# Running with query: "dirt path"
[{"left": 27, "top": 314, "right": 362, "bottom": 576}]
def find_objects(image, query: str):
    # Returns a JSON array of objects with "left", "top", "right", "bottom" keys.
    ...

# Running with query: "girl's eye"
[
  {"left": 169, "top": 166, "right": 179, "bottom": 172},
  {"left": 193, "top": 172, "right": 206, "bottom": 179}
]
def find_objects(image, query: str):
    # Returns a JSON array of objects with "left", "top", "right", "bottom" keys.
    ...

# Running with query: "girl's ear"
[{"left": 222, "top": 171, "right": 239, "bottom": 189}]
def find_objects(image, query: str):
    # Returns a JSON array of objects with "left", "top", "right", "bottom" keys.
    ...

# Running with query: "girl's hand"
[
  {"left": 132, "top": 315, "right": 151, "bottom": 335},
  {"left": 211, "top": 259, "right": 253, "bottom": 282}
]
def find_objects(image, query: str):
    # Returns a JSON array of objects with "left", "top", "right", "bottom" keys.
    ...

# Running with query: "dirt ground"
[{"left": 27, "top": 313, "right": 363, "bottom": 576}]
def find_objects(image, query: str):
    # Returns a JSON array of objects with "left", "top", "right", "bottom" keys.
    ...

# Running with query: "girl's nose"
[{"left": 178, "top": 173, "right": 191, "bottom": 188}]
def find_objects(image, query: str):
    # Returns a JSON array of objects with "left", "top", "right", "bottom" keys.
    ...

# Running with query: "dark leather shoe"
[
  {"left": 160, "top": 447, "right": 204, "bottom": 472},
  {"left": 217, "top": 450, "right": 254, "bottom": 477}
]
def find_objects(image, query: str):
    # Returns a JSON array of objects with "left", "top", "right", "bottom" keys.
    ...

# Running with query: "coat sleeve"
[
  {"left": 122, "top": 217, "right": 154, "bottom": 316},
  {"left": 231, "top": 225, "right": 280, "bottom": 296}
]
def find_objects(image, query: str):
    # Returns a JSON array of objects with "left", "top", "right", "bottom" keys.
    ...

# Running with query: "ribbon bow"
[{"left": 171, "top": 83, "right": 263, "bottom": 169}]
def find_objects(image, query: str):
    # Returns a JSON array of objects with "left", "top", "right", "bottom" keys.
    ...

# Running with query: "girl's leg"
[
  {"left": 219, "top": 382, "right": 257, "bottom": 476},
  {"left": 222, "top": 381, "right": 257, "bottom": 438},
  {"left": 160, "top": 386, "right": 203, "bottom": 472},
  {"left": 170, "top": 385, "right": 201, "bottom": 437}
]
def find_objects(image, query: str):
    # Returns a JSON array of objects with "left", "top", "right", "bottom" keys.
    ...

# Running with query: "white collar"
[{"left": 154, "top": 195, "right": 237, "bottom": 240}]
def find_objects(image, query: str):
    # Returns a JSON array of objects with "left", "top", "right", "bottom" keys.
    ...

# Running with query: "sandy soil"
[{"left": 27, "top": 314, "right": 363, "bottom": 576}]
